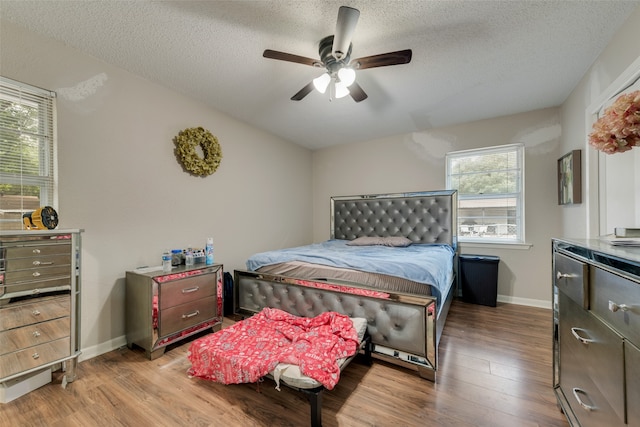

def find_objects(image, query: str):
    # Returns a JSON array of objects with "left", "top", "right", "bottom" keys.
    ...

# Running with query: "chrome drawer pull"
[
  {"left": 33, "top": 330, "right": 41, "bottom": 338},
  {"left": 556, "top": 271, "right": 573, "bottom": 280},
  {"left": 32, "top": 271, "right": 41, "bottom": 277},
  {"left": 32, "top": 260, "right": 54, "bottom": 266},
  {"left": 182, "top": 310, "right": 200, "bottom": 319},
  {"left": 181, "top": 286, "right": 200, "bottom": 294},
  {"left": 32, "top": 310, "right": 41, "bottom": 316},
  {"left": 32, "top": 249, "right": 41, "bottom": 254},
  {"left": 608, "top": 300, "right": 630, "bottom": 313},
  {"left": 571, "top": 327, "right": 594, "bottom": 344},
  {"left": 572, "top": 388, "right": 596, "bottom": 412},
  {"left": 32, "top": 352, "right": 40, "bottom": 360}
]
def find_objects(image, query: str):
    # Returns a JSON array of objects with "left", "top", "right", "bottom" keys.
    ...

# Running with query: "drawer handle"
[
  {"left": 609, "top": 300, "right": 630, "bottom": 313},
  {"left": 571, "top": 327, "right": 594, "bottom": 344},
  {"left": 32, "top": 271, "right": 41, "bottom": 277},
  {"left": 33, "top": 330, "right": 41, "bottom": 338},
  {"left": 32, "top": 352, "right": 40, "bottom": 360},
  {"left": 182, "top": 286, "right": 200, "bottom": 294},
  {"left": 32, "top": 249, "right": 41, "bottom": 254},
  {"left": 556, "top": 271, "right": 573, "bottom": 280},
  {"left": 32, "top": 310, "right": 41, "bottom": 316},
  {"left": 33, "top": 260, "right": 54, "bottom": 266},
  {"left": 572, "top": 388, "right": 596, "bottom": 412},
  {"left": 182, "top": 310, "right": 200, "bottom": 319}
]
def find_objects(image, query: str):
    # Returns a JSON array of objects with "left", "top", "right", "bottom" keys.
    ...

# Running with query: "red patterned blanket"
[{"left": 187, "top": 308, "right": 359, "bottom": 390}]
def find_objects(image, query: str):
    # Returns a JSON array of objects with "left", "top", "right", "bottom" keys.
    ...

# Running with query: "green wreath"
[{"left": 173, "top": 127, "right": 222, "bottom": 177}]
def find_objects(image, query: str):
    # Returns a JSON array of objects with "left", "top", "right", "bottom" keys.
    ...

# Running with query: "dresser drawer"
[
  {"left": 4, "top": 243, "right": 71, "bottom": 259},
  {"left": 1, "top": 276, "right": 71, "bottom": 297},
  {"left": 0, "top": 337, "right": 71, "bottom": 379},
  {"left": 559, "top": 291, "right": 624, "bottom": 426},
  {"left": 627, "top": 341, "right": 640, "bottom": 427},
  {"left": 159, "top": 274, "right": 216, "bottom": 310},
  {"left": 159, "top": 295, "right": 216, "bottom": 337},
  {"left": 5, "top": 253, "right": 71, "bottom": 272},
  {"left": 555, "top": 252, "right": 588, "bottom": 308},
  {"left": 0, "top": 296, "right": 70, "bottom": 331},
  {"left": 0, "top": 317, "right": 70, "bottom": 356},
  {"left": 590, "top": 267, "right": 640, "bottom": 347},
  {"left": 5, "top": 265, "right": 71, "bottom": 284}
]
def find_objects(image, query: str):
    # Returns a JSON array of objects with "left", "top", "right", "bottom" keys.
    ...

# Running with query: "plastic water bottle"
[
  {"left": 162, "top": 251, "right": 172, "bottom": 272},
  {"left": 185, "top": 246, "right": 194, "bottom": 266},
  {"left": 205, "top": 237, "right": 214, "bottom": 265}
]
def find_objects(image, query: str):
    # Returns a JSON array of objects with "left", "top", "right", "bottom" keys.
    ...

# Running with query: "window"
[
  {"left": 0, "top": 76, "right": 57, "bottom": 231},
  {"left": 446, "top": 144, "right": 524, "bottom": 243}
]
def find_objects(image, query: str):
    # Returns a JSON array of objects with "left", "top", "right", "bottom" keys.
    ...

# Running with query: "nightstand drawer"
[
  {"left": 0, "top": 337, "right": 71, "bottom": 378},
  {"left": 159, "top": 296, "right": 216, "bottom": 337},
  {"left": 160, "top": 274, "right": 215, "bottom": 310},
  {"left": 0, "top": 317, "right": 70, "bottom": 355}
]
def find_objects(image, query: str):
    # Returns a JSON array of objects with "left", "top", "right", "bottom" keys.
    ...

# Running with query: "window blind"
[
  {"left": 446, "top": 143, "right": 525, "bottom": 243},
  {"left": 0, "top": 76, "right": 57, "bottom": 230}
]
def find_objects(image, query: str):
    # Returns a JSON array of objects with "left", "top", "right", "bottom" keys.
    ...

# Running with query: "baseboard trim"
[
  {"left": 79, "top": 335, "right": 127, "bottom": 362},
  {"left": 497, "top": 294, "right": 551, "bottom": 309}
]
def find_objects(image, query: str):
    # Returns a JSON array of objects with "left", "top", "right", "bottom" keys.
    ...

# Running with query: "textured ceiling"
[{"left": 1, "top": 1, "right": 638, "bottom": 150}]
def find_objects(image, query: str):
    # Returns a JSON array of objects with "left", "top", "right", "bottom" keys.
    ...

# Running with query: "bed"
[{"left": 234, "top": 190, "right": 458, "bottom": 382}]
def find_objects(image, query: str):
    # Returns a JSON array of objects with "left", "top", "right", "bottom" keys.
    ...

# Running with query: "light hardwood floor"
[{"left": 0, "top": 300, "right": 570, "bottom": 427}]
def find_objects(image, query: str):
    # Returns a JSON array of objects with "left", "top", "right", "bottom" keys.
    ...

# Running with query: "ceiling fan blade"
[
  {"left": 332, "top": 6, "right": 360, "bottom": 60},
  {"left": 291, "top": 82, "right": 315, "bottom": 101},
  {"left": 350, "top": 49, "right": 412, "bottom": 70},
  {"left": 348, "top": 82, "right": 368, "bottom": 103},
  {"left": 263, "top": 49, "right": 321, "bottom": 67}
]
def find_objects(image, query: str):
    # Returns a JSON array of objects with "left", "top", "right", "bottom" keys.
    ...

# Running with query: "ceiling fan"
[{"left": 263, "top": 6, "right": 412, "bottom": 102}]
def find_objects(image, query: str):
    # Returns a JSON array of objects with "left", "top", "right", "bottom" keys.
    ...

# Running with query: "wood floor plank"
[{"left": 0, "top": 300, "right": 569, "bottom": 426}]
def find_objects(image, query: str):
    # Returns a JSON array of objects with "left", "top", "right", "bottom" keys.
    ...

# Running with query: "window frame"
[
  {"left": 0, "top": 76, "right": 58, "bottom": 230},
  {"left": 446, "top": 143, "right": 525, "bottom": 244}
]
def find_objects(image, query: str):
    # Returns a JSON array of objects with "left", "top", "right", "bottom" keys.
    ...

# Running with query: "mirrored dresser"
[
  {"left": 0, "top": 230, "right": 82, "bottom": 401},
  {"left": 553, "top": 237, "right": 640, "bottom": 427}
]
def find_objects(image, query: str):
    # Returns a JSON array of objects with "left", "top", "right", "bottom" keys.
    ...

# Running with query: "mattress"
[
  {"left": 257, "top": 261, "right": 433, "bottom": 297},
  {"left": 247, "top": 240, "right": 455, "bottom": 301}
]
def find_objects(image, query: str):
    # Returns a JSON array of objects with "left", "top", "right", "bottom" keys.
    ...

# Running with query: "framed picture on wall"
[{"left": 558, "top": 150, "right": 582, "bottom": 205}]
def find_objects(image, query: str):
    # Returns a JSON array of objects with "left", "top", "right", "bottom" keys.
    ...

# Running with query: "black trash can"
[{"left": 459, "top": 254, "right": 500, "bottom": 307}]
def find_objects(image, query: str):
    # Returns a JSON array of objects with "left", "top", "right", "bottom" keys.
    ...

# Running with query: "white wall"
[
  {"left": 0, "top": 22, "right": 313, "bottom": 359},
  {"left": 561, "top": 6, "right": 640, "bottom": 238},
  {"left": 312, "top": 108, "right": 563, "bottom": 307}
]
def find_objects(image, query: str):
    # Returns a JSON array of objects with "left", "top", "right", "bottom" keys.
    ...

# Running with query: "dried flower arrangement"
[{"left": 589, "top": 90, "right": 640, "bottom": 154}]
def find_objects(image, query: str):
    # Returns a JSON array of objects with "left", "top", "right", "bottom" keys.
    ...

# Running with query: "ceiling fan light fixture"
[
  {"left": 313, "top": 73, "right": 331, "bottom": 93},
  {"left": 337, "top": 67, "right": 356, "bottom": 87},
  {"left": 334, "top": 80, "right": 350, "bottom": 99}
]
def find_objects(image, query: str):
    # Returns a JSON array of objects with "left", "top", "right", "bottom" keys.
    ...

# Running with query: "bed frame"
[{"left": 235, "top": 190, "right": 458, "bottom": 382}]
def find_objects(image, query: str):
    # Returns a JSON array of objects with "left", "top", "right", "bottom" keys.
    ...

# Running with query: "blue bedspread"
[{"left": 246, "top": 240, "right": 455, "bottom": 297}]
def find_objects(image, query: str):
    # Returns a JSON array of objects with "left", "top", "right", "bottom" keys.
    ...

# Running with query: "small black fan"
[{"left": 263, "top": 6, "right": 412, "bottom": 102}]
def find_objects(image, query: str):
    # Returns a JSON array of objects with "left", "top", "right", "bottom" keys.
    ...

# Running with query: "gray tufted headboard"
[{"left": 330, "top": 190, "right": 457, "bottom": 245}]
